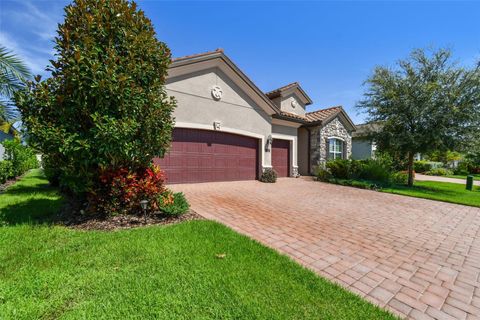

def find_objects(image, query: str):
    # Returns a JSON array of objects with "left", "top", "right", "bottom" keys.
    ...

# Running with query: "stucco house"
[
  {"left": 155, "top": 49, "right": 356, "bottom": 183},
  {"left": 351, "top": 123, "right": 378, "bottom": 160},
  {"left": 352, "top": 122, "right": 423, "bottom": 161}
]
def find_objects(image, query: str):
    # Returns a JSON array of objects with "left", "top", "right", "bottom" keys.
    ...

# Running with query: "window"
[{"left": 328, "top": 138, "right": 344, "bottom": 160}]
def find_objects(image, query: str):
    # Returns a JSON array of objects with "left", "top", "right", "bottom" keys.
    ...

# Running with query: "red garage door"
[
  {"left": 154, "top": 128, "right": 258, "bottom": 184},
  {"left": 272, "top": 139, "right": 290, "bottom": 177}
]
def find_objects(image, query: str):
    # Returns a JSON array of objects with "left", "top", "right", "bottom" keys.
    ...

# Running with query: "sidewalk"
[{"left": 416, "top": 173, "right": 480, "bottom": 186}]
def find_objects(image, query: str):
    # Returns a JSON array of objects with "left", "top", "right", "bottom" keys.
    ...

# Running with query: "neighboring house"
[
  {"left": 155, "top": 49, "right": 356, "bottom": 183},
  {"left": 0, "top": 130, "right": 15, "bottom": 160},
  {"left": 352, "top": 123, "right": 423, "bottom": 161},
  {"left": 351, "top": 123, "right": 379, "bottom": 160}
]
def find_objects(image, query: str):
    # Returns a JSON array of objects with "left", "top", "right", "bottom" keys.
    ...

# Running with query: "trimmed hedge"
[
  {"left": 0, "top": 160, "right": 14, "bottom": 184},
  {"left": 426, "top": 168, "right": 453, "bottom": 176},
  {"left": 325, "top": 158, "right": 391, "bottom": 183},
  {"left": 0, "top": 139, "right": 39, "bottom": 183},
  {"left": 413, "top": 161, "right": 443, "bottom": 173},
  {"left": 316, "top": 158, "right": 411, "bottom": 187}
]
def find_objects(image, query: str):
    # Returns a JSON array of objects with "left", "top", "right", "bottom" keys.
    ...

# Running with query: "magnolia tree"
[
  {"left": 16, "top": 0, "right": 176, "bottom": 213},
  {"left": 357, "top": 49, "right": 480, "bottom": 186}
]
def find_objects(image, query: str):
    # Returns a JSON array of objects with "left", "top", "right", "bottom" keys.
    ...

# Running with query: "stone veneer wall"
[{"left": 310, "top": 117, "right": 352, "bottom": 171}]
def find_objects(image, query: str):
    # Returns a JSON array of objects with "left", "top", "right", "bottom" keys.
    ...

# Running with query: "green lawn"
[
  {"left": 0, "top": 170, "right": 396, "bottom": 320},
  {"left": 382, "top": 180, "right": 480, "bottom": 207},
  {"left": 445, "top": 173, "right": 480, "bottom": 180}
]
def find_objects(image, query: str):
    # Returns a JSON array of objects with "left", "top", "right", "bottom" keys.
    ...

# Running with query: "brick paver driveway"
[{"left": 171, "top": 178, "right": 480, "bottom": 319}]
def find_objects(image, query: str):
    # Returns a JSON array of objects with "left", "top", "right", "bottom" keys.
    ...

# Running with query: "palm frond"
[
  {"left": 0, "top": 46, "right": 31, "bottom": 94},
  {"left": 0, "top": 46, "right": 31, "bottom": 122},
  {"left": 0, "top": 97, "right": 20, "bottom": 122}
]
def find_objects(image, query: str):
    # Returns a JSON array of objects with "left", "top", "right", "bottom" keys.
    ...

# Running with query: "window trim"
[{"left": 328, "top": 137, "right": 344, "bottom": 160}]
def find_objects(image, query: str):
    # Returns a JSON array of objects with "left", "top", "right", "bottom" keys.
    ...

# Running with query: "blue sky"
[{"left": 1, "top": 1, "right": 479, "bottom": 124}]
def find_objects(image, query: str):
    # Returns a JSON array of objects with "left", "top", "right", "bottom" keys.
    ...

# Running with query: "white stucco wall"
[
  {"left": 166, "top": 68, "right": 274, "bottom": 168},
  {"left": 279, "top": 93, "right": 306, "bottom": 116}
]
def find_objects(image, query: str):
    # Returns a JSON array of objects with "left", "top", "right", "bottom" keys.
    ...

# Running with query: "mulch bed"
[
  {"left": 1, "top": 174, "right": 204, "bottom": 231},
  {"left": 59, "top": 210, "right": 204, "bottom": 231},
  {"left": 55, "top": 198, "right": 204, "bottom": 231}
]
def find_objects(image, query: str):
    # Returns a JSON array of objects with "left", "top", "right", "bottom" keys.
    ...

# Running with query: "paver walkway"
[
  {"left": 172, "top": 178, "right": 480, "bottom": 320},
  {"left": 416, "top": 174, "right": 480, "bottom": 186}
]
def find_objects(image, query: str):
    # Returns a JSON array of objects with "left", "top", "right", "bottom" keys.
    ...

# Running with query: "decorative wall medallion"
[
  {"left": 211, "top": 85, "right": 223, "bottom": 101},
  {"left": 291, "top": 99, "right": 298, "bottom": 108}
]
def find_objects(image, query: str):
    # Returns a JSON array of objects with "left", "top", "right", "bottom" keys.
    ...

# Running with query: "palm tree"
[{"left": 0, "top": 45, "right": 31, "bottom": 128}]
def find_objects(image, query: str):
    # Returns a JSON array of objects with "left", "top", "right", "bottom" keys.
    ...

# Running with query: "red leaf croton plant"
[{"left": 91, "top": 165, "right": 166, "bottom": 215}]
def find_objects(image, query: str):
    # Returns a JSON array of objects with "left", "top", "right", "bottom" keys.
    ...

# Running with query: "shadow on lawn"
[
  {"left": 0, "top": 175, "right": 64, "bottom": 225},
  {"left": 0, "top": 198, "right": 63, "bottom": 225},
  {"left": 394, "top": 184, "right": 463, "bottom": 196},
  {"left": 3, "top": 183, "right": 53, "bottom": 195}
]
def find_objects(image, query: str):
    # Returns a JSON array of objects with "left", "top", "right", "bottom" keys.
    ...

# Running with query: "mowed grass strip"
[
  {"left": 382, "top": 180, "right": 480, "bottom": 207},
  {"left": 0, "top": 170, "right": 397, "bottom": 319},
  {"left": 445, "top": 173, "right": 480, "bottom": 180}
]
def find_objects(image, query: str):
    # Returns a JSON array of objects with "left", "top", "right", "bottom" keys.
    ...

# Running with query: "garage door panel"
[{"left": 155, "top": 128, "right": 258, "bottom": 184}]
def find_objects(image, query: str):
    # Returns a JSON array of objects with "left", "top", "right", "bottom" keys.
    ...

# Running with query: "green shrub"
[
  {"left": 2, "top": 139, "right": 38, "bottom": 177},
  {"left": 314, "top": 167, "right": 332, "bottom": 182},
  {"left": 326, "top": 158, "right": 392, "bottom": 184},
  {"left": 414, "top": 161, "right": 443, "bottom": 173},
  {"left": 413, "top": 161, "right": 431, "bottom": 173},
  {"left": 158, "top": 190, "right": 190, "bottom": 216},
  {"left": 332, "top": 179, "right": 380, "bottom": 190},
  {"left": 426, "top": 168, "right": 453, "bottom": 176},
  {"left": 0, "top": 160, "right": 14, "bottom": 183},
  {"left": 259, "top": 168, "right": 277, "bottom": 183},
  {"left": 455, "top": 160, "right": 480, "bottom": 175},
  {"left": 41, "top": 154, "right": 61, "bottom": 186},
  {"left": 326, "top": 159, "right": 358, "bottom": 180},
  {"left": 453, "top": 168, "right": 469, "bottom": 176},
  {"left": 15, "top": 0, "right": 176, "bottom": 201},
  {"left": 358, "top": 159, "right": 392, "bottom": 182},
  {"left": 391, "top": 171, "right": 409, "bottom": 185}
]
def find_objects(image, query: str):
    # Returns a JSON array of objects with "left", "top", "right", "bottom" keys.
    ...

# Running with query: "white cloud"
[
  {"left": 0, "top": 0, "right": 61, "bottom": 76},
  {"left": 0, "top": 31, "right": 49, "bottom": 75},
  {"left": 22, "top": 1, "right": 58, "bottom": 41}
]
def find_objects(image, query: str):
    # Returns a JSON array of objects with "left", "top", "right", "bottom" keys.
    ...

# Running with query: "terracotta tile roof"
[
  {"left": 265, "top": 82, "right": 313, "bottom": 106},
  {"left": 172, "top": 48, "right": 224, "bottom": 62},
  {"left": 275, "top": 106, "right": 347, "bottom": 124},
  {"left": 279, "top": 111, "right": 307, "bottom": 121},
  {"left": 305, "top": 106, "right": 343, "bottom": 123},
  {"left": 265, "top": 82, "right": 300, "bottom": 97}
]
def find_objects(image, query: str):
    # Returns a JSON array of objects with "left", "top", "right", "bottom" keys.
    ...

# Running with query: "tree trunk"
[{"left": 407, "top": 152, "right": 415, "bottom": 187}]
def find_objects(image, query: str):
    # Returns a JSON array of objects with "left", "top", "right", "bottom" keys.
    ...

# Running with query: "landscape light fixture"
[{"left": 140, "top": 199, "right": 149, "bottom": 223}]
